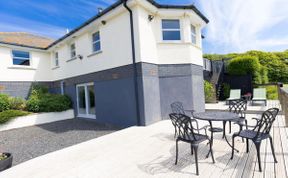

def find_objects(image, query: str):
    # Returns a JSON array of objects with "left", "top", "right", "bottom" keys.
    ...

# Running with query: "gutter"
[{"left": 123, "top": 0, "right": 141, "bottom": 126}]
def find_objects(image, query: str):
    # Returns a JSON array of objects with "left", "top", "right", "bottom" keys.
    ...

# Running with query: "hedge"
[
  {"left": 26, "top": 85, "right": 72, "bottom": 112},
  {"left": 0, "top": 110, "right": 31, "bottom": 124},
  {"left": 204, "top": 81, "right": 215, "bottom": 103},
  {"left": 0, "top": 94, "right": 10, "bottom": 112}
]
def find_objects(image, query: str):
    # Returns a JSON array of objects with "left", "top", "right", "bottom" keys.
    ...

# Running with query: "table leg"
[
  {"left": 223, "top": 124, "right": 239, "bottom": 153},
  {"left": 222, "top": 121, "right": 226, "bottom": 139},
  {"left": 206, "top": 120, "right": 213, "bottom": 158}
]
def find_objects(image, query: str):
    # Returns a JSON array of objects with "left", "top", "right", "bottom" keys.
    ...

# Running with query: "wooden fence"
[{"left": 278, "top": 84, "right": 288, "bottom": 126}]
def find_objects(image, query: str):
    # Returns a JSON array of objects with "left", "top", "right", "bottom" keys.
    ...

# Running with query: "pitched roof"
[{"left": 0, "top": 32, "right": 54, "bottom": 49}]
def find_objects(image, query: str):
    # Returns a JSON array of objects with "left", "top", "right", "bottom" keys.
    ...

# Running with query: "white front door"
[{"left": 76, "top": 83, "right": 96, "bottom": 119}]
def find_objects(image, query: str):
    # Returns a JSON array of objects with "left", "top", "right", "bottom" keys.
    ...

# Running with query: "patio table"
[{"left": 193, "top": 111, "right": 240, "bottom": 158}]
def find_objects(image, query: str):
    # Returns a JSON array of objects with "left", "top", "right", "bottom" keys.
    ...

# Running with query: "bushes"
[
  {"left": 222, "top": 83, "right": 230, "bottom": 100},
  {"left": 0, "top": 110, "right": 30, "bottom": 124},
  {"left": 204, "top": 81, "right": 215, "bottom": 103},
  {"left": 26, "top": 86, "right": 72, "bottom": 112},
  {"left": 9, "top": 97, "right": 26, "bottom": 110},
  {"left": 227, "top": 55, "right": 268, "bottom": 84},
  {"left": 0, "top": 94, "right": 10, "bottom": 112}
]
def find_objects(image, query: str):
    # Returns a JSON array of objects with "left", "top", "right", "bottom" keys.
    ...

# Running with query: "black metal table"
[{"left": 193, "top": 111, "right": 240, "bottom": 158}]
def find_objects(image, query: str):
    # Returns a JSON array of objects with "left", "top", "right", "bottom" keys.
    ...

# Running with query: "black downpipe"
[{"left": 123, "top": 0, "right": 141, "bottom": 126}]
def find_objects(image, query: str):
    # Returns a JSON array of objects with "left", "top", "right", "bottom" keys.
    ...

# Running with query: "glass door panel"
[
  {"left": 77, "top": 86, "right": 86, "bottom": 115},
  {"left": 87, "top": 85, "right": 96, "bottom": 115}
]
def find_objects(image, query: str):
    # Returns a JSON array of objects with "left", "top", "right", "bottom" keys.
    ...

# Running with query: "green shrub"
[
  {"left": 27, "top": 92, "right": 72, "bottom": 113},
  {"left": 204, "top": 81, "right": 215, "bottom": 103},
  {"left": 0, "top": 110, "right": 30, "bottom": 124},
  {"left": 9, "top": 97, "right": 26, "bottom": 110},
  {"left": 227, "top": 55, "right": 268, "bottom": 84},
  {"left": 222, "top": 83, "right": 230, "bottom": 100},
  {"left": 0, "top": 94, "right": 10, "bottom": 112},
  {"left": 258, "top": 86, "right": 278, "bottom": 100},
  {"left": 27, "top": 85, "right": 72, "bottom": 113}
]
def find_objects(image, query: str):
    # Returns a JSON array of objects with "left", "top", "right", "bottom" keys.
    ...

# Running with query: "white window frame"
[
  {"left": 92, "top": 31, "right": 101, "bottom": 53},
  {"left": 162, "top": 19, "right": 181, "bottom": 41},
  {"left": 55, "top": 52, "right": 59, "bottom": 67},
  {"left": 191, "top": 25, "right": 197, "bottom": 45},
  {"left": 70, "top": 43, "right": 76, "bottom": 58},
  {"left": 11, "top": 50, "right": 31, "bottom": 66}
]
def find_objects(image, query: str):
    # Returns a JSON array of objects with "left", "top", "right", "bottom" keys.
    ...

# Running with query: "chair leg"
[
  {"left": 222, "top": 121, "right": 226, "bottom": 139},
  {"left": 175, "top": 139, "right": 179, "bottom": 165},
  {"left": 209, "top": 140, "right": 215, "bottom": 163},
  {"left": 229, "top": 121, "right": 231, "bottom": 133},
  {"left": 239, "top": 125, "right": 244, "bottom": 143},
  {"left": 245, "top": 120, "right": 248, "bottom": 130},
  {"left": 191, "top": 144, "right": 194, "bottom": 155},
  {"left": 230, "top": 135, "right": 236, "bottom": 160},
  {"left": 254, "top": 142, "right": 262, "bottom": 172},
  {"left": 246, "top": 138, "right": 249, "bottom": 153},
  {"left": 194, "top": 146, "right": 199, "bottom": 176},
  {"left": 269, "top": 137, "right": 278, "bottom": 163}
]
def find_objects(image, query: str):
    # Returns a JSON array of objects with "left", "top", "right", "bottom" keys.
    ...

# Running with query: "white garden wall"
[{"left": 0, "top": 109, "right": 74, "bottom": 132}]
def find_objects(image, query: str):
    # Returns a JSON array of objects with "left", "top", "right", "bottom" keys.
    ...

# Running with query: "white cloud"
[
  {"left": 0, "top": 14, "right": 66, "bottom": 39},
  {"left": 199, "top": 0, "right": 288, "bottom": 53}
]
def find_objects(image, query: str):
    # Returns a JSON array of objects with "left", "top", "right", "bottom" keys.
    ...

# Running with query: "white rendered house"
[{"left": 0, "top": 0, "right": 209, "bottom": 127}]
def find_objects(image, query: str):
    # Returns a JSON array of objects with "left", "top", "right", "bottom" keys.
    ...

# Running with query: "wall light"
[
  {"left": 77, "top": 54, "right": 83, "bottom": 60},
  {"left": 148, "top": 15, "right": 154, "bottom": 21}
]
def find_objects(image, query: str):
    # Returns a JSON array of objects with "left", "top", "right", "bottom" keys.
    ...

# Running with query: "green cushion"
[
  {"left": 253, "top": 88, "right": 266, "bottom": 100},
  {"left": 227, "top": 89, "right": 241, "bottom": 100}
]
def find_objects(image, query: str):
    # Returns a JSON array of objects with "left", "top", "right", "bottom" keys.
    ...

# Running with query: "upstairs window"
[
  {"left": 92, "top": 32, "right": 101, "bottom": 52},
  {"left": 191, "top": 25, "right": 197, "bottom": 44},
  {"left": 12, "top": 50, "right": 30, "bottom": 66},
  {"left": 55, "top": 52, "right": 59, "bottom": 67},
  {"left": 162, "top": 19, "right": 181, "bottom": 41},
  {"left": 70, "top": 43, "right": 76, "bottom": 58}
]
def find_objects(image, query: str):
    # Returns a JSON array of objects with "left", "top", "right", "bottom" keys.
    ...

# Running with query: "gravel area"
[{"left": 0, "top": 119, "right": 119, "bottom": 165}]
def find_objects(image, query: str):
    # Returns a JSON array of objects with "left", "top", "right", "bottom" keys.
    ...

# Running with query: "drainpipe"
[{"left": 123, "top": 0, "right": 141, "bottom": 126}]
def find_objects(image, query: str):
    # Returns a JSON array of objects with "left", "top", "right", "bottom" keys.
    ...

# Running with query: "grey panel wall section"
[
  {"left": 191, "top": 65, "right": 205, "bottom": 112},
  {"left": 0, "top": 81, "right": 49, "bottom": 99},
  {"left": 158, "top": 64, "right": 205, "bottom": 119},
  {"left": 137, "top": 63, "right": 162, "bottom": 126},
  {"left": 94, "top": 78, "right": 138, "bottom": 127}
]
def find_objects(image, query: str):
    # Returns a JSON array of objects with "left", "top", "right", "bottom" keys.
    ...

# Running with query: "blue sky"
[{"left": 0, "top": 0, "right": 287, "bottom": 54}]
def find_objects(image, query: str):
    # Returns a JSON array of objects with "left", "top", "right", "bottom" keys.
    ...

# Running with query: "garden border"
[{"left": 0, "top": 109, "right": 74, "bottom": 132}]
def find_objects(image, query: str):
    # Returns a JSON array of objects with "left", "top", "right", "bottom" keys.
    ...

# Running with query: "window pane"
[
  {"left": 71, "top": 51, "right": 76, "bottom": 58},
  {"left": 13, "top": 59, "right": 30, "bottom": 66},
  {"left": 192, "top": 35, "right": 196, "bottom": 44},
  {"left": 70, "top": 44, "right": 75, "bottom": 50},
  {"left": 55, "top": 59, "right": 59, "bottom": 66},
  {"left": 191, "top": 25, "right": 196, "bottom": 34},
  {"left": 162, "top": 20, "right": 180, "bottom": 29},
  {"left": 163, "top": 31, "right": 181, "bottom": 40},
  {"left": 93, "top": 42, "right": 101, "bottom": 52},
  {"left": 93, "top": 32, "right": 100, "bottom": 42},
  {"left": 12, "top": 50, "right": 29, "bottom": 58}
]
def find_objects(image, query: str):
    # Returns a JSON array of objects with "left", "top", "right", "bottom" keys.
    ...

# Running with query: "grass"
[{"left": 0, "top": 110, "right": 31, "bottom": 124}]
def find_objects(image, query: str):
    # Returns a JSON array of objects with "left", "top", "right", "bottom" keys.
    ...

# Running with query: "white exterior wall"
[
  {"left": 50, "top": 11, "right": 132, "bottom": 81},
  {"left": 0, "top": 1, "right": 207, "bottom": 82},
  {"left": 134, "top": 5, "right": 205, "bottom": 66},
  {"left": 0, "top": 45, "right": 52, "bottom": 81}
]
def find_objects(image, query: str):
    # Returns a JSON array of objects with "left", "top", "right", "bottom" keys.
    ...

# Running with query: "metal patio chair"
[
  {"left": 230, "top": 108, "right": 279, "bottom": 172},
  {"left": 169, "top": 113, "right": 215, "bottom": 176},
  {"left": 227, "top": 99, "right": 248, "bottom": 134}
]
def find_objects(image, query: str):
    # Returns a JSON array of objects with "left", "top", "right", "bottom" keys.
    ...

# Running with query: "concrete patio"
[{"left": 0, "top": 101, "right": 287, "bottom": 178}]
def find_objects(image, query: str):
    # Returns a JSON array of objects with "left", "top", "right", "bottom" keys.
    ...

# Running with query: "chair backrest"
[
  {"left": 253, "top": 108, "right": 279, "bottom": 137},
  {"left": 169, "top": 113, "right": 197, "bottom": 141},
  {"left": 228, "top": 99, "right": 247, "bottom": 118},
  {"left": 253, "top": 88, "right": 266, "bottom": 99},
  {"left": 171, "top": 102, "right": 185, "bottom": 115},
  {"left": 230, "top": 89, "right": 241, "bottom": 99}
]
